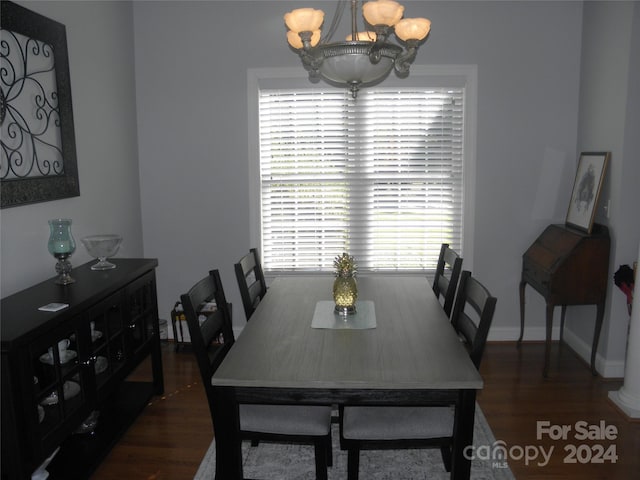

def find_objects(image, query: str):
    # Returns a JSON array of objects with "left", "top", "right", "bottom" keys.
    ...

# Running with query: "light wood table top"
[
  {"left": 213, "top": 275, "right": 482, "bottom": 391},
  {"left": 210, "top": 275, "right": 482, "bottom": 480}
]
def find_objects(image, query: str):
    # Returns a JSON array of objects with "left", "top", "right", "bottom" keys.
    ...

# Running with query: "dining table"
[{"left": 211, "top": 275, "right": 483, "bottom": 480}]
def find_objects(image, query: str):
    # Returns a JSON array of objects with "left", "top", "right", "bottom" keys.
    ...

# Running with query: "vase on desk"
[{"left": 333, "top": 252, "right": 357, "bottom": 315}]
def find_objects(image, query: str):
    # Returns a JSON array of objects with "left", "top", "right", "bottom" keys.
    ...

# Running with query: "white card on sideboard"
[{"left": 38, "top": 303, "right": 70, "bottom": 312}]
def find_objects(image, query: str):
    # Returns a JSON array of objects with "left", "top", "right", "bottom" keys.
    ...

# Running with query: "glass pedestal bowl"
[{"left": 81, "top": 235, "right": 123, "bottom": 270}]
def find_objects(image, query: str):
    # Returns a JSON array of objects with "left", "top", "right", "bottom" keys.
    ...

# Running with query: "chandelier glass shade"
[{"left": 284, "top": 0, "right": 431, "bottom": 98}]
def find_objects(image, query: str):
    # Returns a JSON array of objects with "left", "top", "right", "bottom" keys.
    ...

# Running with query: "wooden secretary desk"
[{"left": 518, "top": 223, "right": 610, "bottom": 376}]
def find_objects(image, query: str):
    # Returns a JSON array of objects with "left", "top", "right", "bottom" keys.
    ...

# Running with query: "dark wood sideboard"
[
  {"left": 1, "top": 258, "right": 164, "bottom": 479},
  {"left": 518, "top": 224, "right": 610, "bottom": 376}
]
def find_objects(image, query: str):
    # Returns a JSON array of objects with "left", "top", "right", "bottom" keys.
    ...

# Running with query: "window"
[{"left": 248, "top": 67, "right": 476, "bottom": 274}]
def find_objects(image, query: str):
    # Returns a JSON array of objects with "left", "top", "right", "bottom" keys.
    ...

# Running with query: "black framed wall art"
[
  {"left": 565, "top": 151, "right": 610, "bottom": 234},
  {"left": 1, "top": 0, "right": 79, "bottom": 208}
]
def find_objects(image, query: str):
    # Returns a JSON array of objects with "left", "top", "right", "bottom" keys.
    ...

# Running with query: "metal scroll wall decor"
[{"left": 0, "top": 0, "right": 79, "bottom": 208}]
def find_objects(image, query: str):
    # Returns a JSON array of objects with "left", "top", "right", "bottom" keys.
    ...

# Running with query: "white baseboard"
[
  {"left": 487, "top": 325, "right": 560, "bottom": 342},
  {"left": 488, "top": 326, "right": 625, "bottom": 378},
  {"left": 562, "top": 328, "right": 625, "bottom": 378},
  {"left": 179, "top": 322, "right": 626, "bottom": 378}
]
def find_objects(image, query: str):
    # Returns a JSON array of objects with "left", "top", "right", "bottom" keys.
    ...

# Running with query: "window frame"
[{"left": 247, "top": 65, "right": 477, "bottom": 277}]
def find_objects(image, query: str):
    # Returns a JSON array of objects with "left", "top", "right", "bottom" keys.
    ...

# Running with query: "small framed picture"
[{"left": 565, "top": 152, "right": 610, "bottom": 233}]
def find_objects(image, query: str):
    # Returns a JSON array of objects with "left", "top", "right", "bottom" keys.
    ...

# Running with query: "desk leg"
[
  {"left": 544, "top": 303, "right": 555, "bottom": 378},
  {"left": 560, "top": 305, "right": 567, "bottom": 344},
  {"left": 451, "top": 389, "right": 476, "bottom": 480},
  {"left": 177, "top": 319, "right": 185, "bottom": 350},
  {"left": 591, "top": 303, "right": 604, "bottom": 376},
  {"left": 211, "top": 386, "right": 243, "bottom": 479},
  {"left": 518, "top": 280, "right": 526, "bottom": 344},
  {"left": 171, "top": 316, "right": 180, "bottom": 352}
]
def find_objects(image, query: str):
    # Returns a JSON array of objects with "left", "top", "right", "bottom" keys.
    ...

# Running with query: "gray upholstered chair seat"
[
  {"left": 342, "top": 406, "right": 453, "bottom": 440},
  {"left": 241, "top": 405, "right": 333, "bottom": 436},
  {"left": 339, "top": 271, "right": 496, "bottom": 480},
  {"left": 181, "top": 269, "right": 333, "bottom": 479}
]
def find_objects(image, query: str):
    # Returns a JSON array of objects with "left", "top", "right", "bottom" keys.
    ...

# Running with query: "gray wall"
[
  {"left": 132, "top": 0, "right": 584, "bottom": 344},
  {"left": 2, "top": 1, "right": 637, "bottom": 377},
  {"left": 568, "top": 1, "right": 640, "bottom": 376},
  {"left": 1, "top": 1, "right": 144, "bottom": 297}
]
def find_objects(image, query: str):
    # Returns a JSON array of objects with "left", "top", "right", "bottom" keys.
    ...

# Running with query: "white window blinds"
[{"left": 258, "top": 86, "right": 464, "bottom": 273}]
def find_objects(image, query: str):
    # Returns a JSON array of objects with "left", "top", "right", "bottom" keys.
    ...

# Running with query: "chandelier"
[{"left": 284, "top": 0, "right": 431, "bottom": 98}]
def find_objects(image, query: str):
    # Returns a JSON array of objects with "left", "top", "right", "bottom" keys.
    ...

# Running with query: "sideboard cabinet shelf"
[{"left": 1, "top": 258, "right": 164, "bottom": 480}]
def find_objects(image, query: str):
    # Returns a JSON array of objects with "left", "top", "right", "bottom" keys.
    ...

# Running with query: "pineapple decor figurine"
[{"left": 333, "top": 252, "right": 358, "bottom": 315}]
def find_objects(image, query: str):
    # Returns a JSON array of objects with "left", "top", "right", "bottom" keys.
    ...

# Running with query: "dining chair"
[
  {"left": 234, "top": 248, "right": 268, "bottom": 321},
  {"left": 340, "top": 270, "right": 496, "bottom": 480},
  {"left": 181, "top": 269, "right": 333, "bottom": 480},
  {"left": 432, "top": 243, "right": 463, "bottom": 317}
]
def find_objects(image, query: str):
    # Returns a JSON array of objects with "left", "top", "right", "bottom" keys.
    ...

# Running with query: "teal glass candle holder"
[{"left": 47, "top": 218, "right": 76, "bottom": 285}]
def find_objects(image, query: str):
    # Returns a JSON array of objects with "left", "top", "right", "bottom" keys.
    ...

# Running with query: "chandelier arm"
[
  {"left": 300, "top": 49, "right": 323, "bottom": 73},
  {"left": 297, "top": 31, "right": 323, "bottom": 76},
  {"left": 368, "top": 21, "right": 394, "bottom": 65},
  {"left": 394, "top": 41, "right": 419, "bottom": 74},
  {"left": 371, "top": 24, "right": 392, "bottom": 42},
  {"left": 369, "top": 44, "right": 382, "bottom": 65}
]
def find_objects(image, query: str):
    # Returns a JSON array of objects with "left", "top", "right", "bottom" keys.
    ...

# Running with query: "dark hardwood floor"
[
  {"left": 478, "top": 342, "right": 639, "bottom": 480},
  {"left": 91, "top": 341, "right": 640, "bottom": 479}
]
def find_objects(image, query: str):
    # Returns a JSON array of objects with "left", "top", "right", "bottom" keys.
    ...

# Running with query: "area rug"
[{"left": 194, "top": 405, "right": 515, "bottom": 480}]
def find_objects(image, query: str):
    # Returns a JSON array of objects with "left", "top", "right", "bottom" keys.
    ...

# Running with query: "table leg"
[
  {"left": 211, "top": 386, "right": 243, "bottom": 479},
  {"left": 450, "top": 389, "right": 476, "bottom": 480},
  {"left": 517, "top": 280, "right": 526, "bottom": 345},
  {"left": 543, "top": 303, "right": 555, "bottom": 377},
  {"left": 591, "top": 303, "right": 605, "bottom": 376}
]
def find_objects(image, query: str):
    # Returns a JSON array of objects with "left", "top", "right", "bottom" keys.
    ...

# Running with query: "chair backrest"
[
  {"left": 180, "top": 269, "right": 235, "bottom": 428},
  {"left": 450, "top": 270, "right": 497, "bottom": 369},
  {"left": 234, "top": 248, "right": 268, "bottom": 321},
  {"left": 432, "top": 243, "right": 463, "bottom": 316}
]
